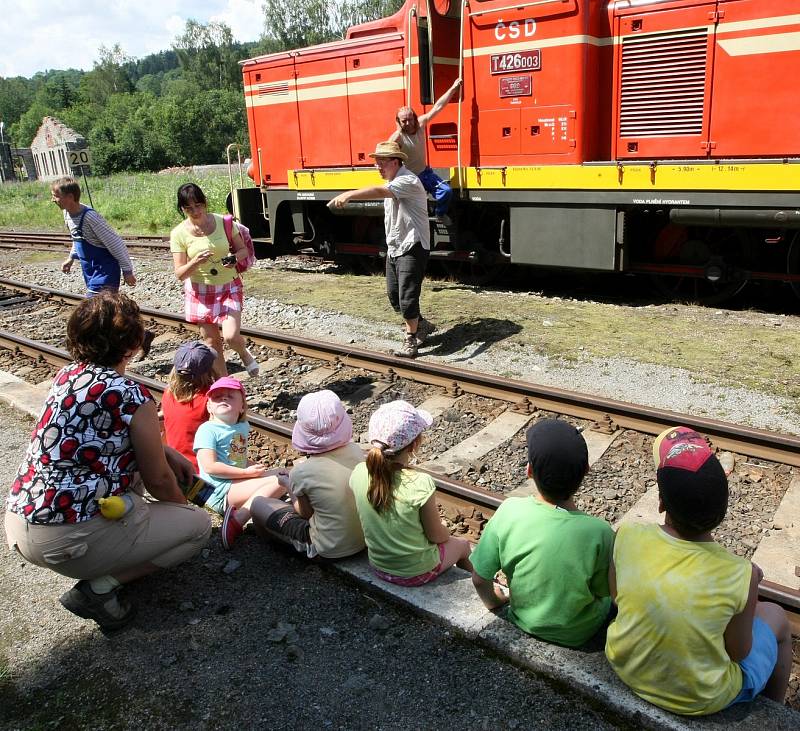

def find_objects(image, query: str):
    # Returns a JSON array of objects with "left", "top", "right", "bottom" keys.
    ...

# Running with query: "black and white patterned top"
[{"left": 7, "top": 362, "right": 152, "bottom": 524}]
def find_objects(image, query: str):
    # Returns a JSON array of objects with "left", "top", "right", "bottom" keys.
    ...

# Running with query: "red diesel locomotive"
[{"left": 229, "top": 0, "right": 800, "bottom": 302}]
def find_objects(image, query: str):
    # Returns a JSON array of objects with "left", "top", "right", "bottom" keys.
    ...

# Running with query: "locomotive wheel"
[{"left": 649, "top": 227, "right": 751, "bottom": 305}]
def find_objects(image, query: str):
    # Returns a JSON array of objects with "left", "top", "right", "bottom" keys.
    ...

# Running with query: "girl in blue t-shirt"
[{"left": 194, "top": 376, "right": 287, "bottom": 549}]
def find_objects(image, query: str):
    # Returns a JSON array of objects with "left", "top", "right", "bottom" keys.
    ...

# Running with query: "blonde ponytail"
[{"left": 366, "top": 446, "right": 400, "bottom": 513}]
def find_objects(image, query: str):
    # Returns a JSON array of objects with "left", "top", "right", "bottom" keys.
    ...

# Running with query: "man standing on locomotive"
[
  {"left": 389, "top": 78, "right": 462, "bottom": 226},
  {"left": 328, "top": 141, "right": 432, "bottom": 359}
]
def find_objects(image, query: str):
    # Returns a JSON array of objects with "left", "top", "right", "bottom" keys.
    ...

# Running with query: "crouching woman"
[{"left": 4, "top": 292, "right": 212, "bottom": 632}]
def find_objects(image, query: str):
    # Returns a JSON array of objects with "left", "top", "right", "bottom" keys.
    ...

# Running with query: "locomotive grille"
[
  {"left": 619, "top": 28, "right": 708, "bottom": 138},
  {"left": 257, "top": 82, "right": 290, "bottom": 96}
]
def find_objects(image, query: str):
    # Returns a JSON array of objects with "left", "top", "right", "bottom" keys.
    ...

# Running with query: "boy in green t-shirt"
[{"left": 471, "top": 419, "right": 614, "bottom": 647}]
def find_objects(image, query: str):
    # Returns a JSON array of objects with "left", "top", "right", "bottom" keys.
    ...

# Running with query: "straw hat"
[{"left": 368, "top": 141, "right": 407, "bottom": 162}]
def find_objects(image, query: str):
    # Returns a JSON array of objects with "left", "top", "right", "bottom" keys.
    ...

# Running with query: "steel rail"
[
  {"left": 0, "top": 327, "right": 798, "bottom": 621},
  {"left": 2, "top": 276, "right": 800, "bottom": 469},
  {"left": 0, "top": 230, "right": 169, "bottom": 253},
  {"left": 0, "top": 328, "right": 502, "bottom": 516}
]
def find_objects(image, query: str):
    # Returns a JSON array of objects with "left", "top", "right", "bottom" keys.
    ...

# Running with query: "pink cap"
[
  {"left": 207, "top": 376, "right": 246, "bottom": 397},
  {"left": 292, "top": 390, "right": 352, "bottom": 454},
  {"left": 368, "top": 400, "right": 433, "bottom": 455},
  {"left": 652, "top": 426, "right": 712, "bottom": 472}
]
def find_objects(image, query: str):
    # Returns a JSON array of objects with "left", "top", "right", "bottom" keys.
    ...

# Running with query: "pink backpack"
[{"left": 223, "top": 214, "right": 256, "bottom": 274}]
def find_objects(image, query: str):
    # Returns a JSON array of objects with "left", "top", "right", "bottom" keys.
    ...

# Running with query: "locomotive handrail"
[
  {"left": 226, "top": 143, "right": 245, "bottom": 212},
  {"left": 457, "top": 0, "right": 468, "bottom": 196},
  {"left": 469, "top": 0, "right": 570, "bottom": 17},
  {"left": 429, "top": 134, "right": 458, "bottom": 139},
  {"left": 406, "top": 5, "right": 416, "bottom": 106}
]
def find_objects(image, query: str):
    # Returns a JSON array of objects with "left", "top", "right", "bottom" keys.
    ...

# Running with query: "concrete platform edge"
[{"left": 330, "top": 562, "right": 798, "bottom": 730}]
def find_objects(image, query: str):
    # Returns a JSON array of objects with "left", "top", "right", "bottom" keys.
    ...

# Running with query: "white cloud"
[
  {"left": 0, "top": 0, "right": 265, "bottom": 78},
  {"left": 210, "top": 0, "right": 266, "bottom": 43}
]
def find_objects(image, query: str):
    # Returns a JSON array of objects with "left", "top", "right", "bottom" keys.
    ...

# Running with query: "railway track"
[
  {"left": 0, "top": 276, "right": 798, "bottom": 633},
  {"left": 0, "top": 230, "right": 170, "bottom": 256}
]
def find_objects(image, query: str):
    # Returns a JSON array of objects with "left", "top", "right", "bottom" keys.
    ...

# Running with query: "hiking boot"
[
  {"left": 59, "top": 580, "right": 136, "bottom": 631},
  {"left": 392, "top": 334, "right": 418, "bottom": 359},
  {"left": 414, "top": 318, "right": 436, "bottom": 346}
]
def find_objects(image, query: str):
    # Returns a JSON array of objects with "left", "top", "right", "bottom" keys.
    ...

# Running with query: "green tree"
[
  {"left": 261, "top": 0, "right": 404, "bottom": 49},
  {"left": 337, "top": 0, "right": 405, "bottom": 31},
  {"left": 80, "top": 44, "right": 134, "bottom": 105},
  {"left": 157, "top": 89, "right": 247, "bottom": 165},
  {"left": 9, "top": 101, "right": 53, "bottom": 147},
  {"left": 0, "top": 77, "right": 36, "bottom": 129},
  {"left": 173, "top": 20, "right": 241, "bottom": 91}
]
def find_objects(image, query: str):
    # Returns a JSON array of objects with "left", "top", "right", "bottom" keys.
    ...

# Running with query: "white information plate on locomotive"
[{"left": 490, "top": 50, "right": 541, "bottom": 75}]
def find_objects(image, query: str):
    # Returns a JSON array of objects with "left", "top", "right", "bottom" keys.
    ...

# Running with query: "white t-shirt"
[
  {"left": 384, "top": 166, "right": 430, "bottom": 257},
  {"left": 291, "top": 442, "right": 366, "bottom": 559}
]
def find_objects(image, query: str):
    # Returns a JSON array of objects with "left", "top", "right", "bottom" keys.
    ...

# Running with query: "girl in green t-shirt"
[{"left": 349, "top": 400, "right": 472, "bottom": 586}]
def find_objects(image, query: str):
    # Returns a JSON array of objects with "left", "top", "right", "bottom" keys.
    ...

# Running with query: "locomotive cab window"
[{"left": 417, "top": 17, "right": 433, "bottom": 105}]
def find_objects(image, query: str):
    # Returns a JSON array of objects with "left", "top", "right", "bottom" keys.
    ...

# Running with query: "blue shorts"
[
  {"left": 728, "top": 617, "right": 778, "bottom": 706},
  {"left": 204, "top": 480, "right": 230, "bottom": 516}
]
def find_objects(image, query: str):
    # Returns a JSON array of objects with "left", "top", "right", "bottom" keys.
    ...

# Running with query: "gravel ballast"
[{"left": 2, "top": 249, "right": 797, "bottom": 434}]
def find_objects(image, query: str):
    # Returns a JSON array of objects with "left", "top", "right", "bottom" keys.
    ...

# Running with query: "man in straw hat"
[{"left": 329, "top": 140, "right": 433, "bottom": 358}]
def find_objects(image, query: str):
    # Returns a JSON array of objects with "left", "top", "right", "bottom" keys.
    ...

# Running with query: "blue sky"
[{"left": 0, "top": 0, "right": 265, "bottom": 78}]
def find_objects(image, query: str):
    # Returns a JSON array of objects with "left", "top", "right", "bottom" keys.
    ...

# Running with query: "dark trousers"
[{"left": 386, "top": 242, "right": 429, "bottom": 321}]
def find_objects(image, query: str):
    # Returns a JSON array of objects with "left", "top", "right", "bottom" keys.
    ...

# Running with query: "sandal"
[{"left": 243, "top": 350, "right": 260, "bottom": 377}]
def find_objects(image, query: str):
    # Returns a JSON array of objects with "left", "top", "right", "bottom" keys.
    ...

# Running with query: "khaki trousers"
[{"left": 5, "top": 492, "right": 211, "bottom": 581}]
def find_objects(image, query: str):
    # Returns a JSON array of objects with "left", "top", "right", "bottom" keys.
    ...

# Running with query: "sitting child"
[
  {"left": 606, "top": 426, "right": 791, "bottom": 715},
  {"left": 349, "top": 400, "right": 472, "bottom": 585},
  {"left": 161, "top": 341, "right": 216, "bottom": 471},
  {"left": 251, "top": 390, "right": 366, "bottom": 560},
  {"left": 193, "top": 376, "right": 286, "bottom": 549},
  {"left": 470, "top": 418, "right": 614, "bottom": 647}
]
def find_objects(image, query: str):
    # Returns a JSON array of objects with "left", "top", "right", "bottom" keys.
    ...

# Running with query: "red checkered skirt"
[{"left": 183, "top": 278, "right": 244, "bottom": 324}]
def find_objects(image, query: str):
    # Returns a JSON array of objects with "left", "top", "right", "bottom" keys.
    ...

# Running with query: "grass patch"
[
  {"left": 255, "top": 267, "right": 800, "bottom": 399},
  {"left": 0, "top": 172, "right": 232, "bottom": 235}
]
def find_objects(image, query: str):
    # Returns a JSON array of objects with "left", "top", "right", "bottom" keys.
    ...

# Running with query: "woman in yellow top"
[{"left": 170, "top": 183, "right": 258, "bottom": 378}]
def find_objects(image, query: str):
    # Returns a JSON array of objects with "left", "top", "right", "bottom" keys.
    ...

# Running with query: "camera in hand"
[{"left": 221, "top": 254, "right": 237, "bottom": 266}]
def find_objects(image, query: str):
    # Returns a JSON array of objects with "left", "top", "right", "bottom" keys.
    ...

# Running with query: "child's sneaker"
[{"left": 221, "top": 505, "right": 244, "bottom": 550}]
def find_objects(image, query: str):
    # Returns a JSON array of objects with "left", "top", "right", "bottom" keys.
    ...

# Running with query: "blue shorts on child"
[{"left": 728, "top": 617, "right": 778, "bottom": 706}]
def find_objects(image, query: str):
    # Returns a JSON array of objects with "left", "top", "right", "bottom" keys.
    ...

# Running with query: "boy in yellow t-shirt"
[{"left": 606, "top": 426, "right": 791, "bottom": 715}]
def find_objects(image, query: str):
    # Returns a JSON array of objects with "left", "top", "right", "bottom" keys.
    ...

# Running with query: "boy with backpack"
[
  {"left": 53, "top": 176, "right": 154, "bottom": 357},
  {"left": 53, "top": 176, "right": 137, "bottom": 295},
  {"left": 470, "top": 418, "right": 615, "bottom": 647},
  {"left": 606, "top": 426, "right": 791, "bottom": 714}
]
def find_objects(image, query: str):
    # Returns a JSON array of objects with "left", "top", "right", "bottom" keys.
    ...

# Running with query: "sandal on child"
[{"left": 243, "top": 352, "right": 260, "bottom": 377}]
